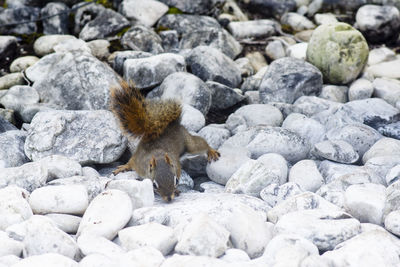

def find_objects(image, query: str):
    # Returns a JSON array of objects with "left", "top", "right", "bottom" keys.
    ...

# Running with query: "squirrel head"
[{"left": 149, "top": 154, "right": 178, "bottom": 202}]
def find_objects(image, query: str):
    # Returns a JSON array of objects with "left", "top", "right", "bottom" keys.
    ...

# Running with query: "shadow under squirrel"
[{"left": 110, "top": 80, "right": 220, "bottom": 202}]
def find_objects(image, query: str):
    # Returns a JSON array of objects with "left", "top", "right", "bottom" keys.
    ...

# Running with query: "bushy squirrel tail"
[{"left": 110, "top": 80, "right": 181, "bottom": 142}]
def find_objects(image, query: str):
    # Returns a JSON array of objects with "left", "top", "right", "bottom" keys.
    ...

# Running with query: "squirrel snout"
[{"left": 162, "top": 193, "right": 175, "bottom": 202}]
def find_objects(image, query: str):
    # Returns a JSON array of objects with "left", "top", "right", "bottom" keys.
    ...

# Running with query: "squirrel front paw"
[
  {"left": 112, "top": 164, "right": 131, "bottom": 175},
  {"left": 207, "top": 148, "right": 220, "bottom": 162}
]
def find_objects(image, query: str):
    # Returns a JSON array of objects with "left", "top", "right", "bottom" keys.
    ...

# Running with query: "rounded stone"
[{"left": 306, "top": 22, "right": 369, "bottom": 85}]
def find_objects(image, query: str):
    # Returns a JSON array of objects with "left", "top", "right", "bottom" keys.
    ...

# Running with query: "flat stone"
[
  {"left": 373, "top": 77, "right": 400, "bottom": 106},
  {"left": 157, "top": 14, "right": 221, "bottom": 35},
  {"left": 368, "top": 46, "right": 396, "bottom": 66},
  {"left": 280, "top": 12, "right": 315, "bottom": 32},
  {"left": 10, "top": 56, "right": 39, "bottom": 73},
  {"left": 367, "top": 59, "right": 400, "bottom": 79},
  {"left": 289, "top": 160, "right": 324, "bottom": 192},
  {"left": 348, "top": 78, "right": 374, "bottom": 101},
  {"left": 0, "top": 73, "right": 25, "bottom": 90},
  {"left": 282, "top": 113, "right": 325, "bottom": 147},
  {"left": 312, "top": 140, "right": 359, "bottom": 164},
  {"left": 121, "top": 25, "right": 164, "bottom": 54},
  {"left": 120, "top": 0, "right": 168, "bottom": 27},
  {"left": 11, "top": 253, "right": 78, "bottom": 267},
  {"left": 0, "top": 130, "right": 29, "bottom": 168},
  {"left": 45, "top": 214, "right": 81, "bottom": 234},
  {"left": 0, "top": 162, "right": 48, "bottom": 192},
  {"left": 260, "top": 182, "right": 303, "bottom": 208},
  {"left": 227, "top": 19, "right": 277, "bottom": 39},
  {"left": 77, "top": 234, "right": 124, "bottom": 257},
  {"left": 363, "top": 137, "right": 400, "bottom": 164},
  {"left": 33, "top": 35, "right": 76, "bottom": 57}
]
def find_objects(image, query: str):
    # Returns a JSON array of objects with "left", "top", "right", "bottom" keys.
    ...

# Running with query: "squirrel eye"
[
  {"left": 153, "top": 180, "right": 159, "bottom": 189},
  {"left": 174, "top": 176, "right": 178, "bottom": 186}
]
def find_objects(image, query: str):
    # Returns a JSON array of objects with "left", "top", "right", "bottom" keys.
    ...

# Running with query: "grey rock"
[
  {"left": 0, "top": 73, "right": 25, "bottom": 90},
  {"left": 123, "top": 53, "right": 186, "bottom": 89},
  {"left": 111, "top": 50, "right": 152, "bottom": 75},
  {"left": 206, "top": 146, "right": 251, "bottom": 185},
  {"left": 78, "top": 190, "right": 132, "bottom": 240},
  {"left": 260, "top": 182, "right": 303, "bottom": 208},
  {"left": 0, "top": 36, "right": 18, "bottom": 69},
  {"left": 348, "top": 78, "right": 374, "bottom": 101},
  {"left": 282, "top": 113, "right": 325, "bottom": 147},
  {"left": 175, "top": 213, "right": 230, "bottom": 257},
  {"left": 48, "top": 175, "right": 110, "bottom": 202},
  {"left": 73, "top": 3, "right": 105, "bottom": 35},
  {"left": 385, "top": 180, "right": 400, "bottom": 215},
  {"left": 318, "top": 160, "right": 364, "bottom": 183},
  {"left": 274, "top": 209, "right": 361, "bottom": 252},
  {"left": 87, "top": 39, "right": 110, "bottom": 60},
  {"left": 180, "top": 28, "right": 242, "bottom": 59},
  {"left": 223, "top": 126, "right": 310, "bottom": 163},
  {"left": 119, "top": 0, "right": 168, "bottom": 27},
  {"left": 7, "top": 215, "right": 79, "bottom": 259},
  {"left": 245, "top": 91, "right": 260, "bottom": 104},
  {"left": 344, "top": 183, "right": 386, "bottom": 225},
  {"left": 0, "top": 186, "right": 32, "bottom": 231},
  {"left": 326, "top": 123, "right": 382, "bottom": 158},
  {"left": 206, "top": 80, "right": 246, "bottom": 110},
  {"left": 157, "top": 72, "right": 211, "bottom": 115},
  {"left": 121, "top": 25, "right": 164, "bottom": 54},
  {"left": 26, "top": 50, "right": 120, "bottom": 110},
  {"left": 280, "top": 12, "right": 315, "bottom": 32},
  {"left": 0, "top": 130, "right": 29, "bottom": 168},
  {"left": 33, "top": 34, "right": 76, "bottom": 57},
  {"left": 319, "top": 85, "right": 348, "bottom": 103},
  {"left": 379, "top": 121, "right": 400, "bottom": 139},
  {"left": 157, "top": 14, "right": 221, "bottom": 35},
  {"left": 41, "top": 2, "right": 70, "bottom": 34},
  {"left": 364, "top": 156, "right": 400, "bottom": 185},
  {"left": 259, "top": 57, "right": 323, "bottom": 104},
  {"left": 356, "top": 4, "right": 400, "bottom": 43},
  {"left": 293, "top": 96, "right": 341, "bottom": 117},
  {"left": 312, "top": 140, "right": 359, "bottom": 164},
  {"left": 265, "top": 40, "right": 286, "bottom": 61},
  {"left": 322, "top": 230, "right": 400, "bottom": 266},
  {"left": 289, "top": 160, "right": 324, "bottom": 192},
  {"left": 241, "top": 0, "right": 296, "bottom": 18},
  {"left": 373, "top": 77, "right": 400, "bottom": 106},
  {"left": 235, "top": 57, "right": 255, "bottom": 77},
  {"left": 198, "top": 124, "right": 231, "bottom": 149},
  {"left": 24, "top": 110, "right": 126, "bottom": 165},
  {"left": 0, "top": 162, "right": 48, "bottom": 192},
  {"left": 0, "top": 6, "right": 39, "bottom": 35},
  {"left": 79, "top": 8, "right": 130, "bottom": 41},
  {"left": 186, "top": 46, "right": 242, "bottom": 88},
  {"left": 226, "top": 104, "right": 283, "bottom": 133},
  {"left": 159, "top": 30, "right": 179, "bottom": 53},
  {"left": 227, "top": 19, "right": 278, "bottom": 39},
  {"left": 10, "top": 56, "right": 39, "bottom": 73},
  {"left": 158, "top": 0, "right": 223, "bottom": 14},
  {"left": 199, "top": 181, "right": 225, "bottom": 194},
  {"left": 0, "top": 116, "right": 17, "bottom": 133}
]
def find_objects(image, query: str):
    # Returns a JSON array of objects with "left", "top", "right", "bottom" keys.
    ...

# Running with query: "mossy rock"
[{"left": 306, "top": 22, "right": 369, "bottom": 85}]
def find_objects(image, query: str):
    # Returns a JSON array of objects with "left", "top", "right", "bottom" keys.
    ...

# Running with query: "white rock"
[
  {"left": 199, "top": 181, "right": 225, "bottom": 193},
  {"left": 260, "top": 182, "right": 303, "bottom": 208},
  {"left": 79, "top": 254, "right": 119, "bottom": 267},
  {"left": 38, "top": 155, "right": 82, "bottom": 181},
  {"left": 175, "top": 213, "right": 230, "bottom": 257},
  {"left": 10, "top": 56, "right": 40, "bottom": 72},
  {"left": 319, "top": 85, "right": 348, "bottom": 103},
  {"left": 86, "top": 39, "right": 110, "bottom": 60},
  {"left": 0, "top": 162, "right": 48, "bottom": 192},
  {"left": 44, "top": 213, "right": 81, "bottom": 234},
  {"left": 289, "top": 160, "right": 324, "bottom": 192},
  {"left": 265, "top": 40, "right": 286, "bottom": 60},
  {"left": 364, "top": 156, "right": 400, "bottom": 185},
  {"left": 77, "top": 234, "right": 125, "bottom": 257},
  {"left": 206, "top": 146, "right": 251, "bottom": 185},
  {"left": 280, "top": 12, "right": 316, "bottom": 32},
  {"left": 0, "top": 186, "right": 32, "bottom": 231},
  {"left": 257, "top": 153, "right": 288, "bottom": 185},
  {"left": 160, "top": 254, "right": 228, "bottom": 267},
  {"left": 29, "top": 185, "right": 88, "bottom": 215},
  {"left": 385, "top": 210, "right": 400, "bottom": 236},
  {"left": 12, "top": 253, "right": 78, "bottom": 267},
  {"left": 312, "top": 140, "right": 359, "bottom": 164},
  {"left": 282, "top": 113, "right": 325, "bottom": 147},
  {"left": 267, "top": 192, "right": 341, "bottom": 223},
  {"left": 7, "top": 215, "right": 79, "bottom": 259},
  {"left": 0, "top": 230, "right": 23, "bottom": 257},
  {"left": 0, "top": 255, "right": 20, "bottom": 266},
  {"left": 362, "top": 137, "right": 400, "bottom": 164},
  {"left": 220, "top": 248, "right": 250, "bottom": 262},
  {"left": 53, "top": 38, "right": 91, "bottom": 54},
  {"left": 180, "top": 104, "right": 206, "bottom": 132},
  {"left": 118, "top": 222, "right": 176, "bottom": 256},
  {"left": 105, "top": 179, "right": 154, "bottom": 210},
  {"left": 77, "top": 190, "right": 132, "bottom": 240},
  {"left": 344, "top": 183, "right": 386, "bottom": 225},
  {"left": 373, "top": 77, "right": 400, "bottom": 106},
  {"left": 227, "top": 19, "right": 277, "bottom": 39},
  {"left": 348, "top": 78, "right": 374, "bottom": 101},
  {"left": 314, "top": 13, "right": 338, "bottom": 25},
  {"left": 274, "top": 209, "right": 361, "bottom": 251},
  {"left": 287, "top": 42, "right": 308, "bottom": 60},
  {"left": 368, "top": 47, "right": 396, "bottom": 66},
  {"left": 262, "top": 234, "right": 319, "bottom": 266},
  {"left": 120, "top": 0, "right": 168, "bottom": 27},
  {"left": 322, "top": 230, "right": 400, "bottom": 266},
  {"left": 33, "top": 35, "right": 77, "bottom": 56},
  {"left": 122, "top": 246, "right": 165, "bottom": 267},
  {"left": 225, "top": 159, "right": 283, "bottom": 197},
  {"left": 366, "top": 58, "right": 400, "bottom": 79},
  {"left": 386, "top": 164, "right": 400, "bottom": 185}
]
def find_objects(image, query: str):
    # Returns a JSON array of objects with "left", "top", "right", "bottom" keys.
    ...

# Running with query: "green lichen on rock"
[{"left": 306, "top": 22, "right": 369, "bottom": 85}]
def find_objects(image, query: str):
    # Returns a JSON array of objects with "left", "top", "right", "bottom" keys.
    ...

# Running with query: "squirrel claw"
[
  {"left": 207, "top": 149, "right": 220, "bottom": 163},
  {"left": 113, "top": 164, "right": 131, "bottom": 175}
]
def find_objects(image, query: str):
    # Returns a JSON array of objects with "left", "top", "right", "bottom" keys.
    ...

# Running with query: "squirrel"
[{"left": 110, "top": 80, "right": 220, "bottom": 202}]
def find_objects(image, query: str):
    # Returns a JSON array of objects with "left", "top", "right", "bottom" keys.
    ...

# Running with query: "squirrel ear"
[
  {"left": 165, "top": 153, "right": 172, "bottom": 166},
  {"left": 150, "top": 156, "right": 156, "bottom": 169}
]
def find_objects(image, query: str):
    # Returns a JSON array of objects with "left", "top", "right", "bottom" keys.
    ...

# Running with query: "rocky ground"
[{"left": 1, "top": 0, "right": 400, "bottom": 266}]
